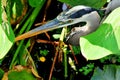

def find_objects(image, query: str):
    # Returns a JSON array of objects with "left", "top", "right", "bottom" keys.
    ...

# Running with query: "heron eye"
[
  {"left": 75, "top": 22, "right": 86, "bottom": 27},
  {"left": 80, "top": 22, "right": 86, "bottom": 26}
]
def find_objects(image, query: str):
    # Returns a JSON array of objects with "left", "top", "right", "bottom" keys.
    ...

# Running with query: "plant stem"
[
  {"left": 63, "top": 45, "right": 68, "bottom": 78},
  {"left": 60, "top": 27, "right": 68, "bottom": 78}
]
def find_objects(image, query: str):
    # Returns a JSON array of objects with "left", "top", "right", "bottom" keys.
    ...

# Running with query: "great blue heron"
[
  {"left": 15, "top": 5, "right": 103, "bottom": 46},
  {"left": 105, "top": 0, "right": 120, "bottom": 14}
]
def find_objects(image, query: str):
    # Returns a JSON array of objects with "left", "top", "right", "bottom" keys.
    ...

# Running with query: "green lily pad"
[
  {"left": 91, "top": 65, "right": 120, "bottom": 80},
  {"left": 80, "top": 7, "right": 120, "bottom": 60},
  {"left": 0, "top": 1, "right": 15, "bottom": 59},
  {"left": 10, "top": 0, "right": 27, "bottom": 25},
  {"left": 8, "top": 70, "right": 36, "bottom": 80},
  {"left": 28, "top": 0, "right": 43, "bottom": 7},
  {"left": 59, "top": 0, "right": 107, "bottom": 9},
  {"left": 0, "top": 23, "right": 15, "bottom": 59}
]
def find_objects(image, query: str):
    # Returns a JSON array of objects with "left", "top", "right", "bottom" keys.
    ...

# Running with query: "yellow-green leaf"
[
  {"left": 0, "top": 0, "right": 15, "bottom": 59},
  {"left": 80, "top": 7, "right": 120, "bottom": 60}
]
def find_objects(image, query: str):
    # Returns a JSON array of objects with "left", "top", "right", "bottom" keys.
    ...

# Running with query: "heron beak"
[{"left": 15, "top": 18, "right": 72, "bottom": 41}]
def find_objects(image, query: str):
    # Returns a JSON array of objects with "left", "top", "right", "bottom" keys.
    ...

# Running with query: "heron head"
[{"left": 15, "top": 5, "right": 103, "bottom": 46}]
